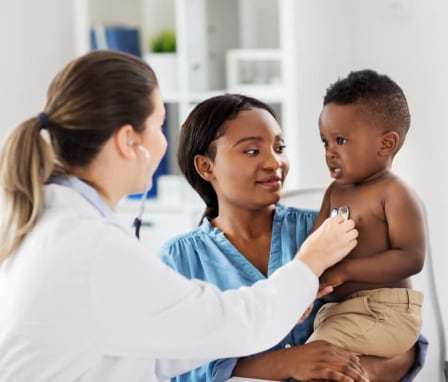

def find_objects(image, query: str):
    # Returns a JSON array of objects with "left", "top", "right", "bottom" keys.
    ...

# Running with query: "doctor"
[{"left": 0, "top": 50, "right": 362, "bottom": 382}]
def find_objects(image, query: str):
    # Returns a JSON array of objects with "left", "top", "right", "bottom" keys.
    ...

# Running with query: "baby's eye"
[
  {"left": 275, "top": 144, "right": 286, "bottom": 153},
  {"left": 321, "top": 138, "right": 328, "bottom": 147},
  {"left": 336, "top": 137, "right": 347, "bottom": 145}
]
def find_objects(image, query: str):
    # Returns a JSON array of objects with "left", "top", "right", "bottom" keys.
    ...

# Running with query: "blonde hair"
[
  {"left": 0, "top": 118, "right": 55, "bottom": 261},
  {"left": 0, "top": 50, "right": 158, "bottom": 262}
]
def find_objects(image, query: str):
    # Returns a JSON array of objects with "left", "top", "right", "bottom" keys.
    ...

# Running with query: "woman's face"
[{"left": 208, "top": 108, "right": 289, "bottom": 211}]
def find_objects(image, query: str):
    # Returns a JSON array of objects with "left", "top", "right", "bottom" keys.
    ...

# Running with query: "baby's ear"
[
  {"left": 379, "top": 131, "right": 400, "bottom": 156},
  {"left": 194, "top": 154, "right": 215, "bottom": 181}
]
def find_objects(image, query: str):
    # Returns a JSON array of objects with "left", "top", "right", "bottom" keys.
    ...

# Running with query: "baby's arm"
[{"left": 321, "top": 180, "right": 426, "bottom": 287}]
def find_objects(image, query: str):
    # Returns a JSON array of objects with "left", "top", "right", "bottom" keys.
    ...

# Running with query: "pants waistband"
[{"left": 348, "top": 288, "right": 424, "bottom": 307}]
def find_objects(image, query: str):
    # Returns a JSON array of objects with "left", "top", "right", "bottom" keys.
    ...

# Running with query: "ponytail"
[
  {"left": 0, "top": 50, "right": 159, "bottom": 262},
  {"left": 0, "top": 117, "right": 55, "bottom": 262}
]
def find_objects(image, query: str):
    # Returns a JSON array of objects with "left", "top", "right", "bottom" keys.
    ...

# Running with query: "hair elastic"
[{"left": 38, "top": 112, "right": 49, "bottom": 129}]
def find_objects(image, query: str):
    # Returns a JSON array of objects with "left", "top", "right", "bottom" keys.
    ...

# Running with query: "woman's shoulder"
[
  {"left": 157, "top": 220, "right": 217, "bottom": 261},
  {"left": 273, "top": 204, "right": 318, "bottom": 242},
  {"left": 157, "top": 220, "right": 233, "bottom": 279},
  {"left": 159, "top": 226, "right": 206, "bottom": 252}
]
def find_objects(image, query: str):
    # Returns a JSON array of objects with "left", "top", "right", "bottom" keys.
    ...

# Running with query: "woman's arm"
[
  {"left": 232, "top": 341, "right": 368, "bottom": 382},
  {"left": 231, "top": 341, "right": 419, "bottom": 382}
]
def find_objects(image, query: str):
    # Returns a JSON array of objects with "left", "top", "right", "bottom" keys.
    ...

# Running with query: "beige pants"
[{"left": 306, "top": 288, "right": 423, "bottom": 358}]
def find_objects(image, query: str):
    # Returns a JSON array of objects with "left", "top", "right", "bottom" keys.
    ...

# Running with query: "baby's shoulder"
[{"left": 381, "top": 173, "right": 419, "bottom": 199}]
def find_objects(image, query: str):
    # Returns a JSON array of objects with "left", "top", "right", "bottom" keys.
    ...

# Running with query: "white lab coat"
[{"left": 0, "top": 184, "right": 318, "bottom": 382}]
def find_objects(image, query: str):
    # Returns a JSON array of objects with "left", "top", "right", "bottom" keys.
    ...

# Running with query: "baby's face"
[{"left": 318, "top": 102, "right": 390, "bottom": 185}]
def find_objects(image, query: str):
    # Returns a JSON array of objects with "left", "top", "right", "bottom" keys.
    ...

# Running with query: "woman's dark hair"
[
  {"left": 0, "top": 50, "right": 159, "bottom": 261},
  {"left": 177, "top": 93, "right": 277, "bottom": 221}
]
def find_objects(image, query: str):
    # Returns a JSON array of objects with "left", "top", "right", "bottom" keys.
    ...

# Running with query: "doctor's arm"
[{"left": 90, "top": 217, "right": 356, "bottom": 367}]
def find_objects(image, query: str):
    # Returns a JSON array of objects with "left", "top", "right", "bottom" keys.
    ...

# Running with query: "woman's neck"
[
  {"left": 71, "top": 167, "right": 119, "bottom": 209},
  {"left": 212, "top": 204, "right": 277, "bottom": 276},
  {"left": 212, "top": 204, "right": 276, "bottom": 240}
]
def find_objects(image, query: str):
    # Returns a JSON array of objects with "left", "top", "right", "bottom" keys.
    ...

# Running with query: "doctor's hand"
[{"left": 294, "top": 216, "right": 358, "bottom": 277}]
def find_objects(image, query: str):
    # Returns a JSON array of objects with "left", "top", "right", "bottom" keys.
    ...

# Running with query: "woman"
[
  {"left": 0, "top": 51, "right": 360, "bottom": 381},
  {"left": 158, "top": 94, "right": 426, "bottom": 382}
]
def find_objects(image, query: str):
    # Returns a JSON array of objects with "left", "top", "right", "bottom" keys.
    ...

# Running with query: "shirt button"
[{"left": 285, "top": 343, "right": 292, "bottom": 349}]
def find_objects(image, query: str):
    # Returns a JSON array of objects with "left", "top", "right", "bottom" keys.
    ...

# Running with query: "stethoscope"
[
  {"left": 330, "top": 205, "right": 350, "bottom": 220},
  {"left": 50, "top": 140, "right": 152, "bottom": 239},
  {"left": 128, "top": 140, "right": 152, "bottom": 239}
]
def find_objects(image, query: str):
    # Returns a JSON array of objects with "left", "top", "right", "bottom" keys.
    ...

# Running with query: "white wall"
[
  {"left": 0, "top": 0, "right": 75, "bottom": 135},
  {"left": 292, "top": 0, "right": 448, "bottom": 348},
  {"left": 1, "top": 0, "right": 447, "bottom": 361}
]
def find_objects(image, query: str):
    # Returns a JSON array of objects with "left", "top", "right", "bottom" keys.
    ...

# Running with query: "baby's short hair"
[{"left": 324, "top": 69, "right": 410, "bottom": 136}]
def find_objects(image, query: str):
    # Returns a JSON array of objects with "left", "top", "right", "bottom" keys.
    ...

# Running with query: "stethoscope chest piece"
[{"left": 330, "top": 205, "right": 350, "bottom": 221}]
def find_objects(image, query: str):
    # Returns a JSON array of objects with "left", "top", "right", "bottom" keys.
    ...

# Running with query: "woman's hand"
[
  {"left": 233, "top": 340, "right": 369, "bottom": 382},
  {"left": 294, "top": 216, "right": 358, "bottom": 277},
  {"left": 284, "top": 341, "right": 369, "bottom": 382}
]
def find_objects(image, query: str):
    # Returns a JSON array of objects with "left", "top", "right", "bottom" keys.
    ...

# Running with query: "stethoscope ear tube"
[{"left": 134, "top": 147, "right": 151, "bottom": 239}]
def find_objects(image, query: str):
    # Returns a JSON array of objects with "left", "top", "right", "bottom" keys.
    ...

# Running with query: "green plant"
[{"left": 150, "top": 29, "right": 176, "bottom": 53}]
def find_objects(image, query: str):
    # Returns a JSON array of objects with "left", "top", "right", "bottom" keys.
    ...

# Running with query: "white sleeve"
[
  {"left": 91, "top": 227, "right": 318, "bottom": 362},
  {"left": 155, "top": 358, "right": 211, "bottom": 381}
]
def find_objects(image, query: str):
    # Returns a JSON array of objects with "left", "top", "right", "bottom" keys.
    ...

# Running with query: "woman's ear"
[
  {"left": 115, "top": 124, "right": 137, "bottom": 159},
  {"left": 194, "top": 154, "right": 215, "bottom": 181},
  {"left": 379, "top": 131, "right": 400, "bottom": 156}
]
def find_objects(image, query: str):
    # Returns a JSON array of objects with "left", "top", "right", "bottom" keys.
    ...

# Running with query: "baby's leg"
[{"left": 306, "top": 288, "right": 422, "bottom": 358}]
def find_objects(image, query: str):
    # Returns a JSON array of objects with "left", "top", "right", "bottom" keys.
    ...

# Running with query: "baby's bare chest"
[{"left": 330, "top": 186, "right": 390, "bottom": 257}]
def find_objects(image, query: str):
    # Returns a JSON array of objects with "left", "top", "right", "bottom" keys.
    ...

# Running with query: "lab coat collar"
[{"left": 49, "top": 176, "right": 114, "bottom": 220}]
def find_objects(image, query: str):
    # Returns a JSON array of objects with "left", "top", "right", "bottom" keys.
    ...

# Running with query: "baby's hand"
[
  {"left": 317, "top": 284, "right": 334, "bottom": 299},
  {"left": 298, "top": 303, "right": 314, "bottom": 324},
  {"left": 298, "top": 285, "right": 334, "bottom": 324}
]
